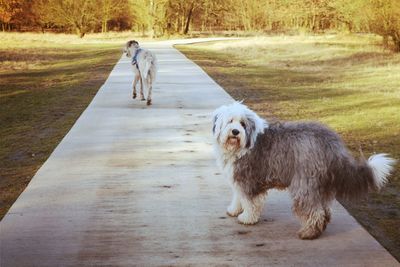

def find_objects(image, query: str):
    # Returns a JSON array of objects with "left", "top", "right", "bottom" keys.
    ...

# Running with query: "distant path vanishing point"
[{"left": 1, "top": 38, "right": 398, "bottom": 266}]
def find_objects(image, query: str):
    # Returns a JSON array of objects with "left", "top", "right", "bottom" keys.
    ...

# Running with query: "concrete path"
[{"left": 1, "top": 39, "right": 398, "bottom": 266}]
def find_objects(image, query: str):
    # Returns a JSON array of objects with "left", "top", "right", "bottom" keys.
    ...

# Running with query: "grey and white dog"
[
  {"left": 212, "top": 102, "right": 396, "bottom": 239},
  {"left": 124, "top": 40, "right": 157, "bottom": 105}
]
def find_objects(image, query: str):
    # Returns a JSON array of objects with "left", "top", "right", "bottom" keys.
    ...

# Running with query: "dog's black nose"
[{"left": 232, "top": 129, "right": 239, "bottom": 136}]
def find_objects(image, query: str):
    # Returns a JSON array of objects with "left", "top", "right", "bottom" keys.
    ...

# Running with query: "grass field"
[
  {"left": 176, "top": 35, "right": 400, "bottom": 259},
  {"left": 0, "top": 32, "right": 134, "bottom": 219}
]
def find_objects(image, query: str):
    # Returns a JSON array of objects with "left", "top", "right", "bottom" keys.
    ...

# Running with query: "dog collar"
[{"left": 132, "top": 48, "right": 142, "bottom": 67}]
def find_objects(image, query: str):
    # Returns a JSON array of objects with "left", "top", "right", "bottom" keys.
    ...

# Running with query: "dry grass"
[
  {"left": 177, "top": 34, "right": 400, "bottom": 260},
  {"left": 0, "top": 32, "right": 126, "bottom": 219},
  {"left": 0, "top": 31, "right": 151, "bottom": 47}
]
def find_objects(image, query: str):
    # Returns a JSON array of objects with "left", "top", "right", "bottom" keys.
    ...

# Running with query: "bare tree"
[
  {"left": 0, "top": 0, "right": 23, "bottom": 31},
  {"left": 365, "top": 0, "right": 400, "bottom": 52},
  {"left": 100, "top": 0, "right": 128, "bottom": 32},
  {"left": 47, "top": 0, "right": 99, "bottom": 37}
]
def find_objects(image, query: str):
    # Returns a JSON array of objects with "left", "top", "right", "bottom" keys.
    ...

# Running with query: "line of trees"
[{"left": 1, "top": 0, "right": 399, "bottom": 51}]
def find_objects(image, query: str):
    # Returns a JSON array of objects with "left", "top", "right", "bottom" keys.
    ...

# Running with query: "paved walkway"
[{"left": 1, "top": 39, "right": 398, "bottom": 266}]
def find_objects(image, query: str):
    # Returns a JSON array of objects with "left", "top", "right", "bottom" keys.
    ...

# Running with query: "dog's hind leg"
[
  {"left": 146, "top": 76, "right": 153, "bottom": 106},
  {"left": 292, "top": 193, "right": 329, "bottom": 240},
  {"left": 237, "top": 192, "right": 266, "bottom": 225},
  {"left": 321, "top": 195, "right": 334, "bottom": 231},
  {"left": 297, "top": 207, "right": 327, "bottom": 240},
  {"left": 322, "top": 205, "right": 332, "bottom": 231},
  {"left": 139, "top": 76, "right": 145, "bottom": 101},
  {"left": 132, "top": 74, "right": 139, "bottom": 99}
]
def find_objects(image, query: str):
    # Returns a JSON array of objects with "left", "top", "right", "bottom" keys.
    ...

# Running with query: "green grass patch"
[
  {"left": 176, "top": 34, "right": 400, "bottom": 260},
  {"left": 0, "top": 33, "right": 124, "bottom": 219}
]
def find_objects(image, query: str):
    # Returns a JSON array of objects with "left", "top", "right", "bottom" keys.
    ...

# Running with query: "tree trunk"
[
  {"left": 76, "top": 27, "right": 85, "bottom": 38},
  {"left": 183, "top": 3, "right": 194, "bottom": 35},
  {"left": 175, "top": 17, "right": 179, "bottom": 33},
  {"left": 180, "top": 14, "right": 185, "bottom": 33},
  {"left": 383, "top": 35, "right": 389, "bottom": 49},
  {"left": 141, "top": 24, "right": 146, "bottom": 36},
  {"left": 347, "top": 22, "right": 353, "bottom": 32},
  {"left": 311, "top": 15, "right": 316, "bottom": 32},
  {"left": 395, "top": 41, "right": 400, "bottom": 53},
  {"left": 392, "top": 36, "right": 400, "bottom": 53},
  {"left": 102, "top": 19, "right": 108, "bottom": 33},
  {"left": 183, "top": 7, "right": 193, "bottom": 34}
]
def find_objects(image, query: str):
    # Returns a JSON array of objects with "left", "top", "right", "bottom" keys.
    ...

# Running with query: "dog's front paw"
[
  {"left": 238, "top": 212, "right": 259, "bottom": 225},
  {"left": 227, "top": 206, "right": 243, "bottom": 217},
  {"left": 133, "top": 93, "right": 137, "bottom": 99},
  {"left": 147, "top": 99, "right": 152, "bottom": 106}
]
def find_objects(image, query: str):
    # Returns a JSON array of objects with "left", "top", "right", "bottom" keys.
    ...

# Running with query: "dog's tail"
[
  {"left": 367, "top": 154, "right": 396, "bottom": 189},
  {"left": 335, "top": 153, "right": 396, "bottom": 201},
  {"left": 143, "top": 54, "right": 156, "bottom": 80}
]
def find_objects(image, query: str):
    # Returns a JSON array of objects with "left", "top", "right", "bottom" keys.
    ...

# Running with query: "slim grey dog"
[
  {"left": 124, "top": 40, "right": 157, "bottom": 105},
  {"left": 212, "top": 102, "right": 396, "bottom": 239}
]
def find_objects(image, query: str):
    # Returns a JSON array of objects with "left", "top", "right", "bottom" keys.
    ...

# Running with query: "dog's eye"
[
  {"left": 229, "top": 119, "right": 233, "bottom": 123},
  {"left": 240, "top": 121, "right": 246, "bottom": 128}
]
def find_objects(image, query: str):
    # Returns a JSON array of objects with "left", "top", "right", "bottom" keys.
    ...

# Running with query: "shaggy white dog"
[
  {"left": 212, "top": 102, "right": 396, "bottom": 239},
  {"left": 124, "top": 40, "right": 157, "bottom": 105}
]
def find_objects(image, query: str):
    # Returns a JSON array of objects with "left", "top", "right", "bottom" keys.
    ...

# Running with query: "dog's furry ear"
[
  {"left": 212, "top": 106, "right": 227, "bottom": 139},
  {"left": 127, "top": 40, "right": 139, "bottom": 48},
  {"left": 244, "top": 108, "right": 267, "bottom": 149},
  {"left": 212, "top": 114, "right": 218, "bottom": 134},
  {"left": 245, "top": 115, "right": 256, "bottom": 148},
  {"left": 132, "top": 40, "right": 139, "bottom": 48}
]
